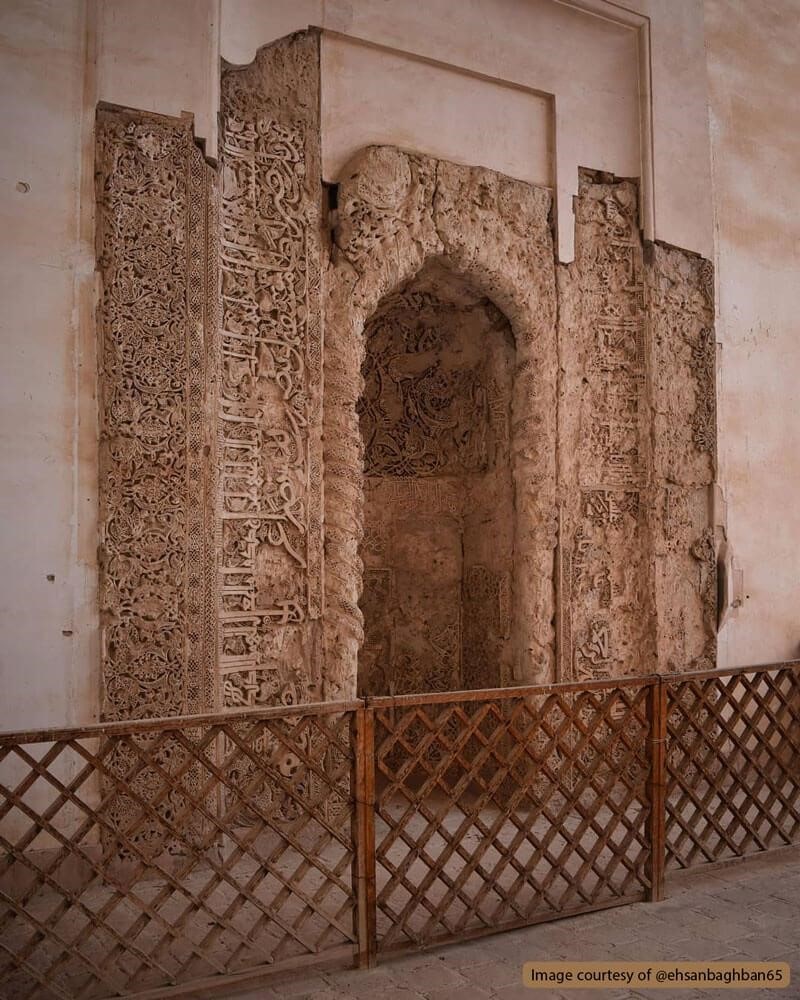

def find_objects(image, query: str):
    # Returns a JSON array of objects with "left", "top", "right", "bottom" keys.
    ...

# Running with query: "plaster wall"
[
  {"left": 95, "top": 0, "right": 220, "bottom": 158},
  {"left": 0, "top": 0, "right": 222, "bottom": 733},
  {"left": 0, "top": 0, "right": 98, "bottom": 731},
  {"left": 320, "top": 34, "right": 553, "bottom": 190},
  {"left": 707, "top": 0, "right": 800, "bottom": 666}
]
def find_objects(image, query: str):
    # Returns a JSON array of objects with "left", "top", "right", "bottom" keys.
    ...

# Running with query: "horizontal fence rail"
[{"left": 0, "top": 662, "right": 798, "bottom": 998}]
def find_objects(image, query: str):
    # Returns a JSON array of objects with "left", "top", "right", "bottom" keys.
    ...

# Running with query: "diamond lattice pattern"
[
  {"left": 372, "top": 684, "right": 652, "bottom": 951},
  {"left": 665, "top": 668, "right": 800, "bottom": 871},
  {"left": 0, "top": 711, "right": 356, "bottom": 999}
]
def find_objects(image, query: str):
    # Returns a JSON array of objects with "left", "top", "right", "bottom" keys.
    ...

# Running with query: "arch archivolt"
[{"left": 322, "top": 146, "right": 559, "bottom": 698}]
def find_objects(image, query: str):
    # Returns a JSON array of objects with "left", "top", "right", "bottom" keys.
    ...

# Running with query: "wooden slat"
[
  {"left": 367, "top": 673, "right": 658, "bottom": 710},
  {"left": 352, "top": 707, "right": 377, "bottom": 969},
  {"left": 0, "top": 700, "right": 364, "bottom": 748},
  {"left": 0, "top": 708, "right": 358, "bottom": 998},
  {"left": 371, "top": 683, "right": 652, "bottom": 953},
  {"left": 646, "top": 677, "right": 667, "bottom": 902}
]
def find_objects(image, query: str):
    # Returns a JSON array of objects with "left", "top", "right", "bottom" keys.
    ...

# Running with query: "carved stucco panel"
[
  {"left": 96, "top": 107, "right": 218, "bottom": 720},
  {"left": 96, "top": 30, "right": 718, "bottom": 716},
  {"left": 648, "top": 242, "right": 717, "bottom": 670},
  {"left": 557, "top": 170, "right": 656, "bottom": 682},
  {"left": 558, "top": 170, "right": 716, "bottom": 681},
  {"left": 219, "top": 32, "right": 324, "bottom": 709}
]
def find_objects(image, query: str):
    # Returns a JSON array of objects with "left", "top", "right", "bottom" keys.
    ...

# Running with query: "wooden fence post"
[
  {"left": 647, "top": 676, "right": 667, "bottom": 902},
  {"left": 352, "top": 704, "right": 377, "bottom": 968}
]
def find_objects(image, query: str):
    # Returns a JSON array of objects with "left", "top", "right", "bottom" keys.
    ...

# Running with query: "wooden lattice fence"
[
  {"left": 366, "top": 679, "right": 654, "bottom": 956},
  {"left": 664, "top": 663, "right": 800, "bottom": 870},
  {"left": 0, "top": 662, "right": 798, "bottom": 998},
  {"left": 0, "top": 703, "right": 360, "bottom": 999}
]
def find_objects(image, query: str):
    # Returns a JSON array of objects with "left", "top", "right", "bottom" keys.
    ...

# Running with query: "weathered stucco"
[
  {"left": 358, "top": 263, "right": 516, "bottom": 696},
  {"left": 557, "top": 170, "right": 656, "bottom": 682},
  {"left": 90, "top": 31, "right": 718, "bottom": 711},
  {"left": 324, "top": 144, "right": 559, "bottom": 697},
  {"left": 557, "top": 172, "right": 716, "bottom": 681},
  {"left": 217, "top": 31, "right": 325, "bottom": 710},
  {"left": 9, "top": 4, "right": 777, "bottom": 733},
  {"left": 648, "top": 241, "right": 717, "bottom": 672},
  {"left": 96, "top": 107, "right": 219, "bottom": 720}
]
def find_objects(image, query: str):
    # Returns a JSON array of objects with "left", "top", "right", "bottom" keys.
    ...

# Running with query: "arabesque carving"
[
  {"left": 356, "top": 265, "right": 515, "bottom": 696},
  {"left": 95, "top": 31, "right": 718, "bottom": 719},
  {"left": 96, "top": 107, "right": 218, "bottom": 720}
]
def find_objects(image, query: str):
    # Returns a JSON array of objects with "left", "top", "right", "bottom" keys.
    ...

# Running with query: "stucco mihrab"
[
  {"left": 95, "top": 30, "right": 718, "bottom": 717},
  {"left": 324, "top": 145, "right": 559, "bottom": 698}
]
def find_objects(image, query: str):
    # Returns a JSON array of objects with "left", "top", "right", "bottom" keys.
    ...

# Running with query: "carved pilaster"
[
  {"left": 647, "top": 242, "right": 717, "bottom": 670},
  {"left": 557, "top": 170, "right": 656, "bottom": 681},
  {"left": 96, "top": 108, "right": 218, "bottom": 720}
]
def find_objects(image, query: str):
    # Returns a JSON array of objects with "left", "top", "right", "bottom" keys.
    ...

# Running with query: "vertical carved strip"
[
  {"left": 306, "top": 240, "right": 324, "bottom": 625},
  {"left": 219, "top": 32, "right": 323, "bottom": 708},
  {"left": 647, "top": 243, "right": 717, "bottom": 670},
  {"left": 205, "top": 164, "right": 222, "bottom": 711},
  {"left": 187, "top": 138, "right": 219, "bottom": 713},
  {"left": 558, "top": 169, "right": 655, "bottom": 681},
  {"left": 96, "top": 108, "right": 217, "bottom": 719}
]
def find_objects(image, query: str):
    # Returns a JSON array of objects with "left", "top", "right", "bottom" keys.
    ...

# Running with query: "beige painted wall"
[
  {"left": 0, "top": 0, "right": 98, "bottom": 729},
  {"left": 707, "top": 0, "right": 800, "bottom": 666},
  {"left": 96, "top": 0, "right": 220, "bottom": 157},
  {"left": 320, "top": 34, "right": 554, "bottom": 190}
]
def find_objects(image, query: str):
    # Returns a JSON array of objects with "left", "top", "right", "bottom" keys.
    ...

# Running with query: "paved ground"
[{"left": 219, "top": 847, "right": 799, "bottom": 1000}]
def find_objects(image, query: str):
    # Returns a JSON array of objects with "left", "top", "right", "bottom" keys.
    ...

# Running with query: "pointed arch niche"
[{"left": 322, "top": 146, "right": 559, "bottom": 699}]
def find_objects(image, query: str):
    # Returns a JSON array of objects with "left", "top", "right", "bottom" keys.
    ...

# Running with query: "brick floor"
[{"left": 222, "top": 847, "right": 799, "bottom": 1000}]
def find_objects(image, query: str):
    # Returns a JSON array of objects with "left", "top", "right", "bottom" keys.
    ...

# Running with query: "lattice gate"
[
  {"left": 0, "top": 703, "right": 360, "bottom": 999},
  {"left": 362, "top": 680, "right": 656, "bottom": 958}
]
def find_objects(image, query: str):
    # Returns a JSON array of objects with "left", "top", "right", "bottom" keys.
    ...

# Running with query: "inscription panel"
[
  {"left": 559, "top": 172, "right": 655, "bottom": 680},
  {"left": 219, "top": 33, "right": 323, "bottom": 708},
  {"left": 648, "top": 242, "right": 717, "bottom": 670}
]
